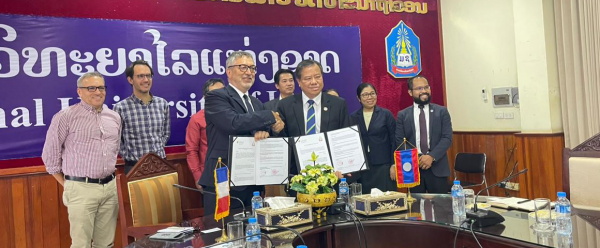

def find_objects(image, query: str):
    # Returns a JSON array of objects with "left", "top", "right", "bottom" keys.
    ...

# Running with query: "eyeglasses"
[
  {"left": 78, "top": 86, "right": 107, "bottom": 92},
  {"left": 411, "top": 85, "right": 431, "bottom": 92},
  {"left": 228, "top": 64, "right": 257, "bottom": 73},
  {"left": 360, "top": 92, "right": 377, "bottom": 98},
  {"left": 135, "top": 74, "right": 153, "bottom": 80}
]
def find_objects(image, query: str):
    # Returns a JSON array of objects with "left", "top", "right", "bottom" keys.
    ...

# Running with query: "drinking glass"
[
  {"left": 227, "top": 221, "right": 244, "bottom": 248},
  {"left": 533, "top": 198, "right": 553, "bottom": 231},
  {"left": 349, "top": 183, "right": 362, "bottom": 209},
  {"left": 463, "top": 189, "right": 475, "bottom": 212}
]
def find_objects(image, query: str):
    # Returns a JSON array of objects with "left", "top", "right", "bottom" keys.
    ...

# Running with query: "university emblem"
[{"left": 385, "top": 21, "right": 422, "bottom": 78}]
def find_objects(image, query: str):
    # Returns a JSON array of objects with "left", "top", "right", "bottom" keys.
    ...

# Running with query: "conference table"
[{"left": 126, "top": 194, "right": 582, "bottom": 248}]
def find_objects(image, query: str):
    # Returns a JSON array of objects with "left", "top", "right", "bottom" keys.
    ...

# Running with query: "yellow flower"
[
  {"left": 317, "top": 176, "right": 329, "bottom": 186},
  {"left": 291, "top": 175, "right": 304, "bottom": 184},
  {"left": 327, "top": 173, "right": 338, "bottom": 185},
  {"left": 306, "top": 181, "right": 319, "bottom": 195},
  {"left": 307, "top": 169, "right": 317, "bottom": 177}
]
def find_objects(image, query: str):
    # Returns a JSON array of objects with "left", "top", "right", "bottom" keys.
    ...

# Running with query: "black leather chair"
[{"left": 453, "top": 153, "right": 489, "bottom": 195}]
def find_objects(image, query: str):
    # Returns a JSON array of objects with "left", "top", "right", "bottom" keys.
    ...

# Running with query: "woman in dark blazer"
[{"left": 350, "top": 83, "right": 397, "bottom": 193}]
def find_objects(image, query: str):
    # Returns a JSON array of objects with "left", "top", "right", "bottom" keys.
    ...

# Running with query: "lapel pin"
[
  {"left": 430, "top": 109, "right": 434, "bottom": 112},
  {"left": 324, "top": 107, "right": 328, "bottom": 112}
]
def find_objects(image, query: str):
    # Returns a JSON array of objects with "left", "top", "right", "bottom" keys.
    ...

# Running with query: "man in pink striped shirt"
[{"left": 42, "top": 71, "right": 122, "bottom": 248}]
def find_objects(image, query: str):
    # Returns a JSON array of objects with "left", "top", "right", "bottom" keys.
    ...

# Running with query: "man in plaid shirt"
[{"left": 114, "top": 60, "right": 170, "bottom": 174}]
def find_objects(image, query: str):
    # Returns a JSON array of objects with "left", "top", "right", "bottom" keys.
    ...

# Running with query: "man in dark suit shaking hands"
[
  {"left": 200, "top": 51, "right": 284, "bottom": 215},
  {"left": 395, "top": 76, "right": 453, "bottom": 193},
  {"left": 276, "top": 60, "right": 350, "bottom": 181}
]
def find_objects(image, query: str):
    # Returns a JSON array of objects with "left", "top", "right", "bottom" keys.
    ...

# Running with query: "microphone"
[
  {"left": 466, "top": 168, "right": 528, "bottom": 227},
  {"left": 173, "top": 184, "right": 251, "bottom": 221}
]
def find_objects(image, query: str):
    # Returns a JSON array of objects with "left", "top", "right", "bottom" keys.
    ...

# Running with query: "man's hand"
[
  {"left": 271, "top": 112, "right": 285, "bottom": 133},
  {"left": 195, "top": 184, "right": 203, "bottom": 192},
  {"left": 389, "top": 165, "right": 396, "bottom": 181},
  {"left": 334, "top": 171, "right": 352, "bottom": 179},
  {"left": 52, "top": 173, "right": 65, "bottom": 187},
  {"left": 254, "top": 131, "right": 270, "bottom": 141},
  {"left": 419, "top": 155, "right": 434, "bottom": 170}
]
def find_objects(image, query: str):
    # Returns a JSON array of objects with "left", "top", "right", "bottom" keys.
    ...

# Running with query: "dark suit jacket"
[
  {"left": 395, "top": 103, "right": 453, "bottom": 177},
  {"left": 350, "top": 106, "right": 396, "bottom": 166},
  {"left": 277, "top": 93, "right": 350, "bottom": 175},
  {"left": 263, "top": 98, "right": 280, "bottom": 112},
  {"left": 200, "top": 85, "right": 276, "bottom": 188}
]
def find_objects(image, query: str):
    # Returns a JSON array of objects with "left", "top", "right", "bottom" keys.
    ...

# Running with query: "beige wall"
[{"left": 441, "top": 0, "right": 562, "bottom": 133}]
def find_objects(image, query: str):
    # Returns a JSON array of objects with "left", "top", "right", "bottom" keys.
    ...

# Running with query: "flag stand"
[
  {"left": 395, "top": 138, "right": 419, "bottom": 204},
  {"left": 215, "top": 219, "right": 228, "bottom": 243},
  {"left": 214, "top": 157, "right": 230, "bottom": 243}
]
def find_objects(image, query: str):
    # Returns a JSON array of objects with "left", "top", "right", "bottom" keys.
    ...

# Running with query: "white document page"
[
  {"left": 230, "top": 137, "right": 257, "bottom": 186},
  {"left": 255, "top": 138, "right": 289, "bottom": 185},
  {"left": 327, "top": 126, "right": 367, "bottom": 174},
  {"left": 294, "top": 133, "right": 332, "bottom": 171}
]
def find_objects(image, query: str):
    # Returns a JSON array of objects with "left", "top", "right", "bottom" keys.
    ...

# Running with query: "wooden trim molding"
[
  {"left": 514, "top": 132, "right": 564, "bottom": 137},
  {"left": 0, "top": 166, "right": 47, "bottom": 178},
  {"left": 0, "top": 152, "right": 188, "bottom": 178}
]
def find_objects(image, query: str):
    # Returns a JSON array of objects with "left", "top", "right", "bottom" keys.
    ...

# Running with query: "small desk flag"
[
  {"left": 214, "top": 166, "right": 230, "bottom": 221},
  {"left": 394, "top": 148, "right": 421, "bottom": 188}
]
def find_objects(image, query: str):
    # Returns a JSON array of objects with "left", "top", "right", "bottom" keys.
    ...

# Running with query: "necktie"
[
  {"left": 243, "top": 94, "right": 254, "bottom": 113},
  {"left": 306, "top": 100, "right": 316, "bottom": 134},
  {"left": 419, "top": 104, "right": 428, "bottom": 154}
]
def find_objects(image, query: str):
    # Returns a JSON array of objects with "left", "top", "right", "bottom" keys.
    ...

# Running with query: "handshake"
[{"left": 254, "top": 111, "right": 285, "bottom": 141}]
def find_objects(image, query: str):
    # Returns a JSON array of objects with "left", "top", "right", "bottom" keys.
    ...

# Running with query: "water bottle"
[
  {"left": 245, "top": 217, "right": 261, "bottom": 248},
  {"left": 339, "top": 178, "right": 350, "bottom": 210},
  {"left": 251, "top": 191, "right": 263, "bottom": 217},
  {"left": 451, "top": 180, "right": 466, "bottom": 218},
  {"left": 555, "top": 191, "right": 572, "bottom": 234}
]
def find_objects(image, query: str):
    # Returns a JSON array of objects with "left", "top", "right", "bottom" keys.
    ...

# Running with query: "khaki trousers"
[{"left": 63, "top": 179, "right": 118, "bottom": 248}]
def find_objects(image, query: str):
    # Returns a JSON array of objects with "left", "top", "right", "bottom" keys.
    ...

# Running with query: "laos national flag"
[
  {"left": 394, "top": 148, "right": 421, "bottom": 188},
  {"left": 214, "top": 167, "right": 230, "bottom": 221}
]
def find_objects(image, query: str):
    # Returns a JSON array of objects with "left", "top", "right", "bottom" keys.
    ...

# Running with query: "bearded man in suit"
[{"left": 395, "top": 76, "right": 453, "bottom": 193}]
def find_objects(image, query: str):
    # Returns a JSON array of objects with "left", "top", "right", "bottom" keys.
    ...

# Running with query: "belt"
[{"left": 64, "top": 173, "right": 115, "bottom": 184}]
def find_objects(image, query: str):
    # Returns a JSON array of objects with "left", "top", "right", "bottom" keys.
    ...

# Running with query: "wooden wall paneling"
[
  {"left": 0, "top": 178, "right": 15, "bottom": 247},
  {"left": 11, "top": 177, "right": 27, "bottom": 248},
  {"left": 27, "top": 175, "right": 45, "bottom": 248},
  {"left": 40, "top": 175, "right": 61, "bottom": 248},
  {"left": 515, "top": 134, "right": 564, "bottom": 200},
  {"left": 552, "top": 136, "right": 566, "bottom": 197}
]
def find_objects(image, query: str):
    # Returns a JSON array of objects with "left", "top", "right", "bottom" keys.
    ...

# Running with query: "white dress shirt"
[
  {"left": 413, "top": 102, "right": 430, "bottom": 154},
  {"left": 229, "top": 84, "right": 254, "bottom": 112}
]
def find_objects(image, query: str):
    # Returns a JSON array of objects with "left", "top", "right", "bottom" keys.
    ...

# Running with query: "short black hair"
[
  {"left": 407, "top": 75, "right": 428, "bottom": 90},
  {"left": 203, "top": 78, "right": 224, "bottom": 97},
  {"left": 356, "top": 83, "right": 376, "bottom": 98},
  {"left": 125, "top": 60, "right": 154, "bottom": 80},
  {"left": 274, "top": 69, "right": 294, "bottom": 85},
  {"left": 295, "top": 59, "right": 323, "bottom": 79}
]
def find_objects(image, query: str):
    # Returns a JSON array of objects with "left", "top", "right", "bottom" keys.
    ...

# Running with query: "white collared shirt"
[
  {"left": 413, "top": 102, "right": 430, "bottom": 154},
  {"left": 229, "top": 84, "right": 254, "bottom": 112},
  {"left": 302, "top": 92, "right": 322, "bottom": 134}
]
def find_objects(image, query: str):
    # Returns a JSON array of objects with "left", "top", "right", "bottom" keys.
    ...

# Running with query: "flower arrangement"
[{"left": 290, "top": 152, "right": 339, "bottom": 195}]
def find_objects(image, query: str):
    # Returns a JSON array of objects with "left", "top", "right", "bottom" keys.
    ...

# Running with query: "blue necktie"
[{"left": 306, "top": 100, "right": 316, "bottom": 134}]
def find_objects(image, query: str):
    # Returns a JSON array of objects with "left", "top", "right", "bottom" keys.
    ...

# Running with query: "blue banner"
[{"left": 0, "top": 14, "right": 362, "bottom": 160}]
